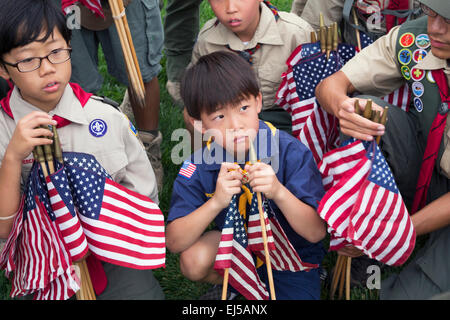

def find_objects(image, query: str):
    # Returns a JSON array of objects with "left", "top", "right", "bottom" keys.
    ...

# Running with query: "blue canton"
[
  {"left": 224, "top": 195, "right": 248, "bottom": 248},
  {"left": 366, "top": 143, "right": 399, "bottom": 194}
]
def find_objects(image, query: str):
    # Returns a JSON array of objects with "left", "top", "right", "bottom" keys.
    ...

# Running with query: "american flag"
[
  {"left": 62, "top": 0, "right": 104, "bottom": 18},
  {"left": 178, "top": 160, "right": 196, "bottom": 180},
  {"left": 247, "top": 194, "right": 318, "bottom": 272},
  {"left": 214, "top": 195, "right": 269, "bottom": 300},
  {"left": 0, "top": 164, "right": 79, "bottom": 300},
  {"left": 62, "top": 152, "right": 166, "bottom": 270},
  {"left": 317, "top": 139, "right": 415, "bottom": 266}
]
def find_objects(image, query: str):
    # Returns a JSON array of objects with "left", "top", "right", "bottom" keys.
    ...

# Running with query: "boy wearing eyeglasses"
[
  {"left": 0, "top": 0, "right": 164, "bottom": 300},
  {"left": 316, "top": 0, "right": 450, "bottom": 299}
]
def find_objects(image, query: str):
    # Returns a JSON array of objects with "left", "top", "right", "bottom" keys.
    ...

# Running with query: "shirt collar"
[
  {"left": 415, "top": 51, "right": 448, "bottom": 71},
  {"left": 204, "top": 3, "right": 284, "bottom": 51},
  {"left": 203, "top": 120, "right": 280, "bottom": 171},
  {"left": 8, "top": 83, "right": 90, "bottom": 125}
]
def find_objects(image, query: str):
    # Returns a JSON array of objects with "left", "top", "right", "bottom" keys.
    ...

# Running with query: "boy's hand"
[
  {"left": 245, "top": 162, "right": 282, "bottom": 200},
  {"left": 6, "top": 111, "right": 57, "bottom": 162},
  {"left": 211, "top": 162, "right": 243, "bottom": 210}
]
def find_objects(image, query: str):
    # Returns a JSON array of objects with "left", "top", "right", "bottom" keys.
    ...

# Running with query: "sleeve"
[
  {"left": 167, "top": 164, "right": 208, "bottom": 222},
  {"left": 341, "top": 26, "right": 405, "bottom": 96},
  {"left": 281, "top": 138, "right": 325, "bottom": 210},
  {"left": 115, "top": 113, "right": 159, "bottom": 204}
]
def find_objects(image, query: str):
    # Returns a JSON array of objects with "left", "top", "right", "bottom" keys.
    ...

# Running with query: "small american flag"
[
  {"left": 214, "top": 195, "right": 269, "bottom": 300},
  {"left": 62, "top": 0, "right": 104, "bottom": 18},
  {"left": 247, "top": 195, "right": 318, "bottom": 272},
  {"left": 178, "top": 160, "right": 196, "bottom": 180},
  {"left": 62, "top": 152, "right": 166, "bottom": 269},
  {"left": 318, "top": 139, "right": 415, "bottom": 266}
]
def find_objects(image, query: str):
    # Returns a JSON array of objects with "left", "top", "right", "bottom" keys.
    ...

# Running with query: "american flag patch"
[{"left": 178, "top": 160, "right": 196, "bottom": 179}]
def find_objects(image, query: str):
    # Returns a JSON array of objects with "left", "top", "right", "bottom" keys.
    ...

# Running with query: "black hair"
[
  {"left": 180, "top": 51, "right": 260, "bottom": 119},
  {"left": 0, "top": 0, "right": 71, "bottom": 59}
]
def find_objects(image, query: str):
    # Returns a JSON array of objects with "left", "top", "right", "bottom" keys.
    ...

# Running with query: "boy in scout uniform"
[
  {"left": 315, "top": 0, "right": 450, "bottom": 299},
  {"left": 167, "top": 51, "right": 326, "bottom": 300},
  {"left": 184, "top": 0, "right": 314, "bottom": 134},
  {"left": 0, "top": 0, "right": 164, "bottom": 299}
]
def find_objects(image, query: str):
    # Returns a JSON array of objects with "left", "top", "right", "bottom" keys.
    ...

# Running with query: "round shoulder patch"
[
  {"left": 89, "top": 119, "right": 108, "bottom": 137},
  {"left": 398, "top": 48, "right": 412, "bottom": 65},
  {"left": 415, "top": 34, "right": 430, "bottom": 49},
  {"left": 399, "top": 32, "right": 415, "bottom": 48},
  {"left": 401, "top": 65, "right": 411, "bottom": 80},
  {"left": 411, "top": 67, "right": 425, "bottom": 81}
]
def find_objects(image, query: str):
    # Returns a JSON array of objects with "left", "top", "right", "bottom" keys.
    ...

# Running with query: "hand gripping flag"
[
  {"left": 247, "top": 194, "right": 318, "bottom": 272},
  {"left": 62, "top": 0, "right": 104, "bottom": 18},
  {"left": 214, "top": 195, "right": 269, "bottom": 300},
  {"left": 317, "top": 139, "right": 415, "bottom": 266}
]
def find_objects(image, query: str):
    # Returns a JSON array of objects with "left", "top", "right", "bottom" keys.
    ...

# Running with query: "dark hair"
[
  {"left": 180, "top": 51, "right": 260, "bottom": 119},
  {"left": 0, "top": 0, "right": 71, "bottom": 59}
]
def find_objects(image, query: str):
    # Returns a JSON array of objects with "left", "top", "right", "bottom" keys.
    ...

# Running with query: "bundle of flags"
[
  {"left": 62, "top": 0, "right": 104, "bottom": 18},
  {"left": 0, "top": 152, "right": 165, "bottom": 299},
  {"left": 317, "top": 139, "right": 415, "bottom": 266},
  {"left": 214, "top": 193, "right": 317, "bottom": 300}
]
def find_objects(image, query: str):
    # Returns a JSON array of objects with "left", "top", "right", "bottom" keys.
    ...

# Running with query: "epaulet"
[
  {"left": 198, "top": 18, "right": 219, "bottom": 37},
  {"left": 90, "top": 95, "right": 120, "bottom": 110}
]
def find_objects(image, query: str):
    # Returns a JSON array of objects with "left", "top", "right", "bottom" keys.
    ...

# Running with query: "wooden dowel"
[
  {"left": 376, "top": 107, "right": 388, "bottom": 144},
  {"left": 352, "top": 8, "right": 362, "bottom": 51},
  {"left": 311, "top": 31, "right": 317, "bottom": 43},
  {"left": 338, "top": 256, "right": 347, "bottom": 299},
  {"left": 330, "top": 254, "right": 344, "bottom": 299},
  {"left": 52, "top": 125, "right": 63, "bottom": 164},
  {"left": 222, "top": 268, "right": 229, "bottom": 300},
  {"left": 326, "top": 26, "right": 332, "bottom": 58},
  {"left": 363, "top": 99, "right": 373, "bottom": 120},
  {"left": 345, "top": 257, "right": 352, "bottom": 300},
  {"left": 333, "top": 22, "right": 338, "bottom": 51},
  {"left": 354, "top": 99, "right": 362, "bottom": 115}
]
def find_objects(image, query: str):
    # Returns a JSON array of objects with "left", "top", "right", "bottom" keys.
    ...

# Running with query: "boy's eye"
[
  {"left": 240, "top": 105, "right": 249, "bottom": 111},
  {"left": 213, "top": 114, "right": 224, "bottom": 121}
]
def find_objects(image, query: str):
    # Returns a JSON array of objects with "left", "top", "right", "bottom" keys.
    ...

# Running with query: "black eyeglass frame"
[
  {"left": 1, "top": 48, "right": 72, "bottom": 73},
  {"left": 420, "top": 3, "right": 450, "bottom": 24}
]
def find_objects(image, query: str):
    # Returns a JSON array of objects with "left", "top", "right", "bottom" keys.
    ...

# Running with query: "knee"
[{"left": 179, "top": 246, "right": 214, "bottom": 282}]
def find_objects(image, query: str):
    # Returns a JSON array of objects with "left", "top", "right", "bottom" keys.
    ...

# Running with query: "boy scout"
[
  {"left": 167, "top": 51, "right": 326, "bottom": 300},
  {"left": 315, "top": 0, "right": 450, "bottom": 299},
  {"left": 187, "top": 0, "right": 314, "bottom": 134},
  {"left": 0, "top": 0, "right": 163, "bottom": 299}
]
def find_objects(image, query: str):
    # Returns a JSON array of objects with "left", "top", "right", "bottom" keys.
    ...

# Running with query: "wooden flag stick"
[
  {"left": 326, "top": 26, "right": 332, "bottom": 59},
  {"left": 345, "top": 257, "right": 352, "bottom": 300},
  {"left": 376, "top": 107, "right": 388, "bottom": 144},
  {"left": 249, "top": 142, "right": 276, "bottom": 300},
  {"left": 352, "top": 8, "right": 362, "bottom": 51},
  {"left": 330, "top": 254, "right": 344, "bottom": 299},
  {"left": 221, "top": 268, "right": 230, "bottom": 300},
  {"left": 338, "top": 256, "right": 347, "bottom": 300}
]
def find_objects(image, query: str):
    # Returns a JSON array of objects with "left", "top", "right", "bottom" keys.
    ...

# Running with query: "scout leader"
[
  {"left": 0, "top": 0, "right": 163, "bottom": 299},
  {"left": 315, "top": 0, "right": 450, "bottom": 299}
]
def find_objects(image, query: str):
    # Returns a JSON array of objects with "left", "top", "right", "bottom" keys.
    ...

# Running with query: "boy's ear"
[
  {"left": 0, "top": 64, "right": 11, "bottom": 81},
  {"left": 183, "top": 108, "right": 205, "bottom": 134},
  {"left": 256, "top": 92, "right": 263, "bottom": 114}
]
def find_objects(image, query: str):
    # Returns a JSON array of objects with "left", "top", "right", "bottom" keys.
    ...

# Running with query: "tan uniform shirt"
[
  {"left": 191, "top": 2, "right": 313, "bottom": 110},
  {"left": 0, "top": 84, "right": 159, "bottom": 206},
  {"left": 340, "top": 26, "right": 450, "bottom": 177}
]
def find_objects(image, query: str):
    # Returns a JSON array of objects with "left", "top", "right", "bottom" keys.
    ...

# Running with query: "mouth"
[
  {"left": 43, "top": 81, "right": 60, "bottom": 93},
  {"left": 429, "top": 36, "right": 449, "bottom": 49},
  {"left": 228, "top": 19, "right": 242, "bottom": 27},
  {"left": 234, "top": 135, "right": 247, "bottom": 144}
]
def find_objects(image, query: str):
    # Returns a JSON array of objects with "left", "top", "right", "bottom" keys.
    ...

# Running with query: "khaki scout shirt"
[
  {"left": 340, "top": 26, "right": 450, "bottom": 177},
  {"left": 191, "top": 2, "right": 313, "bottom": 110},
  {"left": 0, "top": 84, "right": 159, "bottom": 204}
]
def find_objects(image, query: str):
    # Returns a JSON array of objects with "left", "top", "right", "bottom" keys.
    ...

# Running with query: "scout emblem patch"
[
  {"left": 399, "top": 33, "right": 415, "bottom": 48},
  {"left": 398, "top": 49, "right": 412, "bottom": 65},
  {"left": 413, "top": 49, "right": 427, "bottom": 63},
  {"left": 415, "top": 34, "right": 430, "bottom": 49},
  {"left": 401, "top": 66, "right": 411, "bottom": 80},
  {"left": 413, "top": 97, "right": 423, "bottom": 112},
  {"left": 412, "top": 82, "right": 424, "bottom": 98},
  {"left": 89, "top": 119, "right": 108, "bottom": 137},
  {"left": 411, "top": 67, "right": 425, "bottom": 81},
  {"left": 178, "top": 160, "right": 196, "bottom": 179}
]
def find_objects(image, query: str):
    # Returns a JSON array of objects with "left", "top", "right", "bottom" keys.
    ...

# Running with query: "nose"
[
  {"left": 428, "top": 14, "right": 447, "bottom": 35},
  {"left": 228, "top": 113, "right": 242, "bottom": 130},
  {"left": 38, "top": 57, "right": 56, "bottom": 77},
  {"left": 226, "top": 0, "right": 238, "bottom": 13}
]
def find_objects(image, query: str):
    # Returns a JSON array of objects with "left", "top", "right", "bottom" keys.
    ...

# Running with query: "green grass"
[{"left": 0, "top": 0, "right": 393, "bottom": 301}]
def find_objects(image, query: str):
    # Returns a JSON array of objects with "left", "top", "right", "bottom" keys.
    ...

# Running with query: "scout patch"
[
  {"left": 89, "top": 119, "right": 108, "bottom": 137},
  {"left": 415, "top": 34, "right": 430, "bottom": 49},
  {"left": 401, "top": 66, "right": 411, "bottom": 80},
  {"left": 413, "top": 49, "right": 427, "bottom": 63},
  {"left": 411, "top": 67, "right": 425, "bottom": 81},
  {"left": 178, "top": 160, "right": 196, "bottom": 179},
  {"left": 413, "top": 97, "right": 423, "bottom": 112},
  {"left": 398, "top": 49, "right": 412, "bottom": 65},
  {"left": 399, "top": 32, "right": 415, "bottom": 48},
  {"left": 412, "top": 82, "right": 424, "bottom": 98},
  {"left": 427, "top": 71, "right": 436, "bottom": 83},
  {"left": 122, "top": 114, "right": 137, "bottom": 136}
]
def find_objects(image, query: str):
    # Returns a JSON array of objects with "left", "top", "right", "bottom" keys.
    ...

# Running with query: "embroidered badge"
[
  {"left": 399, "top": 33, "right": 415, "bottom": 48},
  {"left": 415, "top": 34, "right": 430, "bottom": 49},
  {"left": 412, "top": 82, "right": 424, "bottom": 98},
  {"left": 413, "top": 49, "right": 427, "bottom": 63},
  {"left": 411, "top": 67, "right": 425, "bottom": 81},
  {"left": 401, "top": 65, "right": 411, "bottom": 80},
  {"left": 89, "top": 119, "right": 108, "bottom": 137},
  {"left": 413, "top": 97, "right": 423, "bottom": 112},
  {"left": 427, "top": 71, "right": 436, "bottom": 83},
  {"left": 178, "top": 160, "right": 196, "bottom": 180},
  {"left": 398, "top": 49, "right": 412, "bottom": 65}
]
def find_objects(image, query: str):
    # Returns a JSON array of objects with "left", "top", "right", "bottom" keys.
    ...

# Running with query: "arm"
[
  {"left": 166, "top": 162, "right": 243, "bottom": 253},
  {"left": 0, "top": 111, "right": 56, "bottom": 238},
  {"left": 411, "top": 192, "right": 450, "bottom": 236},
  {"left": 245, "top": 162, "right": 326, "bottom": 243}
]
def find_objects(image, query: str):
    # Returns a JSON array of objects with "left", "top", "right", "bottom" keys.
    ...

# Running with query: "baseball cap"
[{"left": 418, "top": 0, "right": 450, "bottom": 20}]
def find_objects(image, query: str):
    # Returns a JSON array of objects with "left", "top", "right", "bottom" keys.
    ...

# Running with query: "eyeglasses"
[
  {"left": 420, "top": 3, "right": 450, "bottom": 24},
  {"left": 1, "top": 48, "right": 72, "bottom": 73}
]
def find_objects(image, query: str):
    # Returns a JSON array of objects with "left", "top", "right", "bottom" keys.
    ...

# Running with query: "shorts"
[{"left": 70, "top": 0, "right": 164, "bottom": 93}]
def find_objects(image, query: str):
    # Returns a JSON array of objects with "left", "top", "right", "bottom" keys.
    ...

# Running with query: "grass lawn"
[{"left": 0, "top": 0, "right": 391, "bottom": 300}]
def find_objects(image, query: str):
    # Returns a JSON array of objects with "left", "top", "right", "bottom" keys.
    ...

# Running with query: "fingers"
[{"left": 338, "top": 106, "right": 385, "bottom": 141}]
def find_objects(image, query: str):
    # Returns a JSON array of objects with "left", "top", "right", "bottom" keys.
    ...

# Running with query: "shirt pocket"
[
  {"left": 258, "top": 63, "right": 284, "bottom": 108},
  {"left": 94, "top": 150, "right": 129, "bottom": 182}
]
